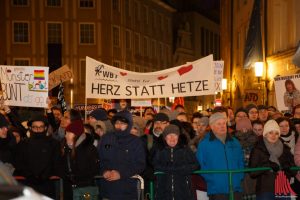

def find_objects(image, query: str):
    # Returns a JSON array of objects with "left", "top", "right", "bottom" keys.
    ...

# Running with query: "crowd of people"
[{"left": 1, "top": 99, "right": 300, "bottom": 200}]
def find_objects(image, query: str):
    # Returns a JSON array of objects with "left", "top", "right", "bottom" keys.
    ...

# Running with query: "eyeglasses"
[{"left": 31, "top": 126, "right": 45, "bottom": 131}]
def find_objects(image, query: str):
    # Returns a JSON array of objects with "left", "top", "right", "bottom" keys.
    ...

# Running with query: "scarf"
[
  {"left": 280, "top": 131, "right": 296, "bottom": 154},
  {"left": 263, "top": 137, "right": 283, "bottom": 166},
  {"left": 235, "top": 130, "right": 258, "bottom": 148}
]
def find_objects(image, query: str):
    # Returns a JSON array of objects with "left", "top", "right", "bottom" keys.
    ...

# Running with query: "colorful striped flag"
[{"left": 34, "top": 70, "right": 45, "bottom": 80}]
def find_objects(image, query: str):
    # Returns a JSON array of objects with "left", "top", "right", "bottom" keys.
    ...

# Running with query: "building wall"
[
  {"left": 0, "top": 0, "right": 175, "bottom": 105},
  {"left": 221, "top": 0, "right": 300, "bottom": 110},
  {"left": 172, "top": 11, "right": 220, "bottom": 112}
]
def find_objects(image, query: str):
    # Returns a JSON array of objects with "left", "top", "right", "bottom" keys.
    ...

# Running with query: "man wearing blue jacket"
[
  {"left": 98, "top": 110, "right": 146, "bottom": 200},
  {"left": 196, "top": 112, "right": 244, "bottom": 200}
]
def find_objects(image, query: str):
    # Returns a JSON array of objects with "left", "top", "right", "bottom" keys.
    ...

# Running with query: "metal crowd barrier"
[
  {"left": 12, "top": 175, "right": 144, "bottom": 200},
  {"left": 149, "top": 167, "right": 300, "bottom": 200},
  {"left": 14, "top": 176, "right": 63, "bottom": 200},
  {"left": 94, "top": 174, "right": 144, "bottom": 200}
]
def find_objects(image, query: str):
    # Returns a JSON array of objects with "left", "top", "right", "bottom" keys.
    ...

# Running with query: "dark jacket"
[
  {"left": 62, "top": 133, "right": 99, "bottom": 187},
  {"left": 14, "top": 133, "right": 62, "bottom": 180},
  {"left": 153, "top": 142, "right": 199, "bottom": 200},
  {"left": 0, "top": 132, "right": 16, "bottom": 165},
  {"left": 249, "top": 138, "right": 296, "bottom": 195},
  {"left": 98, "top": 111, "right": 146, "bottom": 200},
  {"left": 62, "top": 133, "right": 100, "bottom": 200}
]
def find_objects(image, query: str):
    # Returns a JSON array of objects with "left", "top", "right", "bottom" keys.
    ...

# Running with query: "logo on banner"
[{"left": 95, "top": 65, "right": 118, "bottom": 80}]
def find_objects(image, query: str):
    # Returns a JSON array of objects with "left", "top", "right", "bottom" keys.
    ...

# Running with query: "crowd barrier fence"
[
  {"left": 13, "top": 175, "right": 144, "bottom": 200},
  {"left": 149, "top": 167, "right": 300, "bottom": 200}
]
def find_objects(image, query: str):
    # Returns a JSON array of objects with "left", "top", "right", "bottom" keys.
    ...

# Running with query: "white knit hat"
[{"left": 263, "top": 119, "right": 281, "bottom": 137}]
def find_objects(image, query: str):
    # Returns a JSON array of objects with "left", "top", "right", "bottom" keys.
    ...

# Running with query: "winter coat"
[
  {"left": 62, "top": 133, "right": 99, "bottom": 187},
  {"left": 0, "top": 132, "right": 16, "bottom": 165},
  {"left": 62, "top": 133, "right": 100, "bottom": 200},
  {"left": 153, "top": 143, "right": 199, "bottom": 200},
  {"left": 249, "top": 138, "right": 296, "bottom": 195},
  {"left": 196, "top": 132, "right": 244, "bottom": 195},
  {"left": 98, "top": 111, "right": 146, "bottom": 200},
  {"left": 294, "top": 136, "right": 300, "bottom": 181},
  {"left": 14, "top": 133, "right": 62, "bottom": 180}
]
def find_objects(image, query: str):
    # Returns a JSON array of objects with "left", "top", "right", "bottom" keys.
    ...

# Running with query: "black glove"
[{"left": 269, "top": 162, "right": 280, "bottom": 172}]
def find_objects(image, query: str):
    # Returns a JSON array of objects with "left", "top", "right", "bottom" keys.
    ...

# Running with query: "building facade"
[
  {"left": 221, "top": 0, "right": 300, "bottom": 109},
  {"left": 0, "top": 0, "right": 175, "bottom": 105}
]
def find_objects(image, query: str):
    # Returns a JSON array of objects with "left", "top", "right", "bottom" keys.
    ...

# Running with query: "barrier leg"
[
  {"left": 229, "top": 171, "right": 234, "bottom": 200},
  {"left": 149, "top": 181, "right": 154, "bottom": 200}
]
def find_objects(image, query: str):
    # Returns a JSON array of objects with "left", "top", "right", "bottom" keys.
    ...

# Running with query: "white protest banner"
[
  {"left": 274, "top": 74, "right": 300, "bottom": 112},
  {"left": 86, "top": 55, "right": 215, "bottom": 99},
  {"left": 49, "top": 65, "right": 73, "bottom": 90},
  {"left": 186, "top": 60, "right": 224, "bottom": 92},
  {"left": 214, "top": 61, "right": 224, "bottom": 92},
  {"left": 0, "top": 65, "right": 49, "bottom": 108}
]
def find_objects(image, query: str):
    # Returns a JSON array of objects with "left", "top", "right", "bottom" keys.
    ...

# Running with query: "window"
[
  {"left": 112, "top": 0, "right": 119, "bottom": 11},
  {"left": 47, "top": 23, "right": 62, "bottom": 43},
  {"left": 142, "top": 6, "right": 148, "bottom": 24},
  {"left": 14, "top": 59, "right": 30, "bottom": 66},
  {"left": 134, "top": 1, "right": 139, "bottom": 21},
  {"left": 79, "top": 23, "right": 94, "bottom": 44},
  {"left": 79, "top": 0, "right": 94, "bottom": 8},
  {"left": 143, "top": 37, "right": 148, "bottom": 57},
  {"left": 80, "top": 59, "right": 86, "bottom": 85},
  {"left": 125, "top": 30, "right": 131, "bottom": 49},
  {"left": 201, "top": 27, "right": 205, "bottom": 56},
  {"left": 157, "top": 15, "right": 162, "bottom": 30},
  {"left": 152, "top": 40, "right": 156, "bottom": 58},
  {"left": 125, "top": 63, "right": 131, "bottom": 70},
  {"left": 13, "top": 22, "right": 29, "bottom": 43},
  {"left": 113, "top": 60, "right": 120, "bottom": 68},
  {"left": 125, "top": 0, "right": 130, "bottom": 17},
  {"left": 46, "top": 0, "right": 61, "bottom": 7},
  {"left": 112, "top": 26, "right": 120, "bottom": 47},
  {"left": 134, "top": 33, "right": 140, "bottom": 54},
  {"left": 12, "top": 0, "right": 28, "bottom": 6}
]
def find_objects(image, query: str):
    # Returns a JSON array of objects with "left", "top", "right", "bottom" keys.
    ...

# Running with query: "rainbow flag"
[{"left": 34, "top": 70, "right": 45, "bottom": 80}]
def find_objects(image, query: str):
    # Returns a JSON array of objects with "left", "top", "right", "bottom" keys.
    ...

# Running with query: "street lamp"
[
  {"left": 222, "top": 78, "right": 227, "bottom": 90},
  {"left": 254, "top": 62, "right": 264, "bottom": 81}
]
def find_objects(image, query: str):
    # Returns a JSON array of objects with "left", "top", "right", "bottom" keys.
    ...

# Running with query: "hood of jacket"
[{"left": 112, "top": 110, "right": 133, "bottom": 136}]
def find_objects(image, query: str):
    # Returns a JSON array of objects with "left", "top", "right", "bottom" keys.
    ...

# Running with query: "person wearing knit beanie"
[
  {"left": 163, "top": 124, "right": 180, "bottom": 138},
  {"left": 209, "top": 112, "right": 227, "bottom": 126},
  {"left": 65, "top": 119, "right": 84, "bottom": 137},
  {"left": 162, "top": 124, "right": 180, "bottom": 148},
  {"left": 262, "top": 120, "right": 280, "bottom": 137}
]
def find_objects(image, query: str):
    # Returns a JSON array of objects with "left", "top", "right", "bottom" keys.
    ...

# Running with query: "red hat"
[{"left": 65, "top": 119, "right": 84, "bottom": 137}]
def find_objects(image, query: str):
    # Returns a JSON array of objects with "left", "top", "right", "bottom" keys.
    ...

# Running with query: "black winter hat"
[
  {"left": 89, "top": 108, "right": 108, "bottom": 121},
  {"left": 153, "top": 113, "right": 169, "bottom": 122},
  {"left": 163, "top": 124, "right": 180, "bottom": 138},
  {"left": 0, "top": 114, "right": 9, "bottom": 128},
  {"left": 27, "top": 115, "right": 49, "bottom": 127}
]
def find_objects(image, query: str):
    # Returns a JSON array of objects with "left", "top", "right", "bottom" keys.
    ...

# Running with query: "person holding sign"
[{"left": 283, "top": 79, "right": 300, "bottom": 112}]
